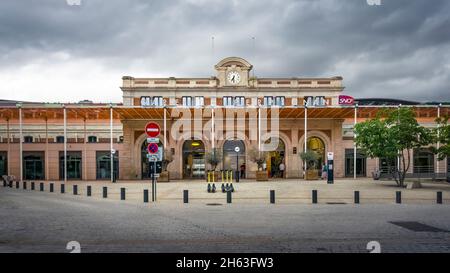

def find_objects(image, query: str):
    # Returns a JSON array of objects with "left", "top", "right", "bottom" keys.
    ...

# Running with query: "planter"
[
  {"left": 158, "top": 171, "right": 170, "bottom": 182},
  {"left": 256, "top": 170, "right": 269, "bottom": 181},
  {"left": 305, "top": 169, "right": 319, "bottom": 180}
]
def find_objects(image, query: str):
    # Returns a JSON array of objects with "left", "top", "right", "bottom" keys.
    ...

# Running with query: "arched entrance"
[
  {"left": 265, "top": 138, "right": 285, "bottom": 178},
  {"left": 141, "top": 140, "right": 163, "bottom": 179},
  {"left": 182, "top": 140, "right": 205, "bottom": 179},
  {"left": 223, "top": 140, "right": 246, "bottom": 177},
  {"left": 307, "top": 137, "right": 325, "bottom": 176}
]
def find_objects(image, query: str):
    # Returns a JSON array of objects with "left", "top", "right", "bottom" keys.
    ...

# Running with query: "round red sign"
[
  {"left": 147, "top": 143, "right": 159, "bottom": 154},
  {"left": 145, "top": 122, "right": 160, "bottom": 138}
]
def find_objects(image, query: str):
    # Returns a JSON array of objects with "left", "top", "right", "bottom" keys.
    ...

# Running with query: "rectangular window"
[
  {"left": 182, "top": 96, "right": 193, "bottom": 107},
  {"left": 264, "top": 96, "right": 273, "bottom": 106},
  {"left": 152, "top": 96, "right": 163, "bottom": 107},
  {"left": 234, "top": 96, "right": 245, "bottom": 107},
  {"left": 194, "top": 96, "right": 204, "bottom": 107},
  {"left": 223, "top": 96, "right": 233, "bottom": 107},
  {"left": 23, "top": 151, "right": 45, "bottom": 180},
  {"left": 59, "top": 151, "right": 82, "bottom": 180},
  {"left": 274, "top": 96, "right": 285, "bottom": 107},
  {"left": 0, "top": 151, "right": 7, "bottom": 177},
  {"left": 96, "top": 151, "right": 119, "bottom": 180}
]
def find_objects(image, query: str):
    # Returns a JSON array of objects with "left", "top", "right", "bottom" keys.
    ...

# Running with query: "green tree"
[
  {"left": 432, "top": 116, "right": 450, "bottom": 174},
  {"left": 355, "top": 107, "right": 432, "bottom": 187},
  {"left": 205, "top": 148, "right": 222, "bottom": 171}
]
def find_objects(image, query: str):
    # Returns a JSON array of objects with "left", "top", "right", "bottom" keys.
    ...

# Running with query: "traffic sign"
[
  {"left": 145, "top": 122, "right": 160, "bottom": 138},
  {"left": 147, "top": 137, "right": 159, "bottom": 143},
  {"left": 148, "top": 143, "right": 159, "bottom": 154}
]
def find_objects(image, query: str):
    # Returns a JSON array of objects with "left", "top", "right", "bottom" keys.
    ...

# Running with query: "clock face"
[{"left": 227, "top": 71, "right": 241, "bottom": 85}]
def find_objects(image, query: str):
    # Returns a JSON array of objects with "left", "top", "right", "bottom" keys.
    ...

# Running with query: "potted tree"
[
  {"left": 249, "top": 147, "right": 268, "bottom": 181},
  {"left": 205, "top": 148, "right": 222, "bottom": 182},
  {"left": 300, "top": 150, "right": 320, "bottom": 180},
  {"left": 159, "top": 148, "right": 173, "bottom": 182}
]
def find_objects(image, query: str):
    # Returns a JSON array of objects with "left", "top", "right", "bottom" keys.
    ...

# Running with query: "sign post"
[
  {"left": 327, "top": 152, "right": 334, "bottom": 184},
  {"left": 145, "top": 122, "right": 161, "bottom": 202}
]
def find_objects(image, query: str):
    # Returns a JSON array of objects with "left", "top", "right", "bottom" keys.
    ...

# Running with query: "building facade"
[{"left": 0, "top": 57, "right": 448, "bottom": 181}]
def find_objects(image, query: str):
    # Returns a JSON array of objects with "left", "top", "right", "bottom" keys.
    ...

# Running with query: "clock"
[{"left": 227, "top": 71, "right": 241, "bottom": 85}]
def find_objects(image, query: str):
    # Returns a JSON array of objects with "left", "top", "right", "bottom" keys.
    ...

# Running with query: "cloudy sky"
[{"left": 0, "top": 0, "right": 449, "bottom": 103}]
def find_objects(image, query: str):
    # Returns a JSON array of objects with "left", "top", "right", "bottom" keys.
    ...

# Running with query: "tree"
[
  {"left": 299, "top": 150, "right": 319, "bottom": 170},
  {"left": 432, "top": 116, "right": 450, "bottom": 161},
  {"left": 205, "top": 148, "right": 222, "bottom": 171},
  {"left": 355, "top": 107, "right": 433, "bottom": 187},
  {"left": 248, "top": 146, "right": 267, "bottom": 171}
]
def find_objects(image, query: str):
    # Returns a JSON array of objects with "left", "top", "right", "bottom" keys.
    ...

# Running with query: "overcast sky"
[{"left": 0, "top": 0, "right": 449, "bottom": 103}]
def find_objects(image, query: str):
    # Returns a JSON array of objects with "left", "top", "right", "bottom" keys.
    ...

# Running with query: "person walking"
[
  {"left": 279, "top": 162, "right": 285, "bottom": 178},
  {"left": 240, "top": 163, "right": 246, "bottom": 179},
  {"left": 321, "top": 163, "right": 328, "bottom": 180}
]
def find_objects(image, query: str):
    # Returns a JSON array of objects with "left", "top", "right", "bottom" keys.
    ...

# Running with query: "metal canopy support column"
[
  {"left": 354, "top": 104, "right": 358, "bottom": 179},
  {"left": 304, "top": 105, "right": 308, "bottom": 176},
  {"left": 63, "top": 106, "right": 67, "bottom": 183},
  {"left": 19, "top": 105, "right": 23, "bottom": 181},
  {"left": 211, "top": 107, "right": 215, "bottom": 149},
  {"left": 83, "top": 118, "right": 87, "bottom": 181},
  {"left": 258, "top": 107, "right": 261, "bottom": 151},
  {"left": 45, "top": 118, "right": 49, "bottom": 181},
  {"left": 164, "top": 107, "right": 167, "bottom": 148},
  {"left": 437, "top": 104, "right": 441, "bottom": 174},
  {"left": 6, "top": 118, "right": 10, "bottom": 175},
  {"left": 110, "top": 104, "right": 114, "bottom": 183}
]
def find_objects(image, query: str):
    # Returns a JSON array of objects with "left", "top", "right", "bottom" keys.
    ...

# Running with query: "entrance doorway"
[
  {"left": 141, "top": 140, "right": 163, "bottom": 179},
  {"left": 307, "top": 137, "right": 325, "bottom": 176},
  {"left": 265, "top": 138, "right": 285, "bottom": 178},
  {"left": 345, "top": 149, "right": 367, "bottom": 177},
  {"left": 0, "top": 152, "right": 7, "bottom": 176},
  {"left": 182, "top": 140, "right": 205, "bottom": 179},
  {"left": 23, "top": 151, "right": 45, "bottom": 180},
  {"left": 223, "top": 140, "right": 246, "bottom": 177}
]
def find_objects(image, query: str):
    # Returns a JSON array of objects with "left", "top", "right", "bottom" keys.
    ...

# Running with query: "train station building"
[{"left": 0, "top": 57, "right": 448, "bottom": 182}]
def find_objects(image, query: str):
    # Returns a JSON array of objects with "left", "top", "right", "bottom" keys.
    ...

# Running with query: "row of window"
[
  {"left": 20, "top": 136, "right": 123, "bottom": 143},
  {"left": 0, "top": 151, "right": 118, "bottom": 180},
  {"left": 141, "top": 96, "right": 287, "bottom": 107}
]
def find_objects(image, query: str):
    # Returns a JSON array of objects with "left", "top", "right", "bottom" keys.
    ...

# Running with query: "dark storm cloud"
[{"left": 0, "top": 0, "right": 449, "bottom": 102}]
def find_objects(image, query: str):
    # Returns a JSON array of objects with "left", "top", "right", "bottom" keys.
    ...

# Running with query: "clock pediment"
[{"left": 215, "top": 57, "right": 252, "bottom": 87}]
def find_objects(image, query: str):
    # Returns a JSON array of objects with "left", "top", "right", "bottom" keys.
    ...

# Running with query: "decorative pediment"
[{"left": 215, "top": 57, "right": 253, "bottom": 70}]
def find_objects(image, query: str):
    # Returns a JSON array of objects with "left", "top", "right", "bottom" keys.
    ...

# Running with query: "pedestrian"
[
  {"left": 279, "top": 162, "right": 285, "bottom": 178},
  {"left": 321, "top": 164, "right": 328, "bottom": 180},
  {"left": 240, "top": 163, "right": 246, "bottom": 179}
]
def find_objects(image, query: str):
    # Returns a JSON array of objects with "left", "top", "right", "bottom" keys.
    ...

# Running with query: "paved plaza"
[{"left": 1, "top": 179, "right": 450, "bottom": 253}]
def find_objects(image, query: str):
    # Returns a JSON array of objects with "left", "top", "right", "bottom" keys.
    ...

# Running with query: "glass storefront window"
[
  {"left": 23, "top": 151, "right": 45, "bottom": 180},
  {"left": 0, "top": 152, "right": 7, "bottom": 176},
  {"left": 96, "top": 151, "right": 119, "bottom": 180},
  {"left": 345, "top": 149, "right": 367, "bottom": 177},
  {"left": 59, "top": 151, "right": 82, "bottom": 180},
  {"left": 413, "top": 148, "right": 434, "bottom": 173}
]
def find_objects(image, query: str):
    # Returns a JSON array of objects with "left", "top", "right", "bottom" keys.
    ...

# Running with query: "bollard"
[
  {"left": 144, "top": 189, "right": 149, "bottom": 203},
  {"left": 270, "top": 190, "right": 275, "bottom": 204},
  {"left": 61, "top": 184, "right": 65, "bottom": 194},
  {"left": 16, "top": 181, "right": 19, "bottom": 189},
  {"left": 312, "top": 190, "right": 318, "bottom": 204},
  {"left": 354, "top": 191, "right": 360, "bottom": 204},
  {"left": 39, "top": 183, "right": 44, "bottom": 192},
  {"left": 87, "top": 186, "right": 91, "bottom": 197},
  {"left": 120, "top": 188, "right": 126, "bottom": 200},
  {"left": 227, "top": 190, "right": 232, "bottom": 204},
  {"left": 103, "top": 187, "right": 107, "bottom": 198},
  {"left": 31, "top": 182, "right": 35, "bottom": 190},
  {"left": 183, "top": 190, "right": 188, "bottom": 203},
  {"left": 23, "top": 181, "right": 27, "bottom": 190},
  {"left": 437, "top": 192, "right": 442, "bottom": 204},
  {"left": 73, "top": 185, "right": 78, "bottom": 195},
  {"left": 396, "top": 191, "right": 401, "bottom": 204},
  {"left": 50, "top": 183, "right": 54, "bottom": 193}
]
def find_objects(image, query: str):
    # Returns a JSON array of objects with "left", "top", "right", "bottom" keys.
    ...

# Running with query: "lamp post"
[{"left": 235, "top": 146, "right": 240, "bottom": 182}]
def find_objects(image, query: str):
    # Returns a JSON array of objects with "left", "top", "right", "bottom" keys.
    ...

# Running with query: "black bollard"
[
  {"left": 312, "top": 190, "right": 318, "bottom": 204},
  {"left": 120, "top": 188, "right": 126, "bottom": 200},
  {"left": 270, "top": 190, "right": 275, "bottom": 204},
  {"left": 144, "top": 189, "right": 149, "bottom": 203},
  {"left": 39, "top": 183, "right": 44, "bottom": 192},
  {"left": 87, "top": 186, "right": 91, "bottom": 197},
  {"left": 31, "top": 182, "right": 35, "bottom": 190},
  {"left": 221, "top": 183, "right": 225, "bottom": 193},
  {"left": 103, "top": 187, "right": 107, "bottom": 198},
  {"left": 354, "top": 191, "right": 360, "bottom": 204},
  {"left": 61, "top": 184, "right": 65, "bottom": 194},
  {"left": 23, "top": 181, "right": 27, "bottom": 190},
  {"left": 183, "top": 190, "right": 189, "bottom": 204},
  {"left": 73, "top": 185, "right": 78, "bottom": 195},
  {"left": 16, "top": 181, "right": 19, "bottom": 189},
  {"left": 50, "top": 183, "right": 54, "bottom": 193},
  {"left": 212, "top": 183, "right": 216, "bottom": 193},
  {"left": 227, "top": 190, "right": 232, "bottom": 204},
  {"left": 396, "top": 191, "right": 401, "bottom": 204},
  {"left": 437, "top": 192, "right": 442, "bottom": 204}
]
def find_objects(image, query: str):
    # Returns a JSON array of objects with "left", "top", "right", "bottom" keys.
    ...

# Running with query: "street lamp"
[{"left": 234, "top": 146, "right": 240, "bottom": 182}]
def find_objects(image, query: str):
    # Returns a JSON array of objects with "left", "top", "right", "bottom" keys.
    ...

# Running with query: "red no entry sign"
[
  {"left": 147, "top": 143, "right": 159, "bottom": 154},
  {"left": 145, "top": 122, "right": 160, "bottom": 138}
]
